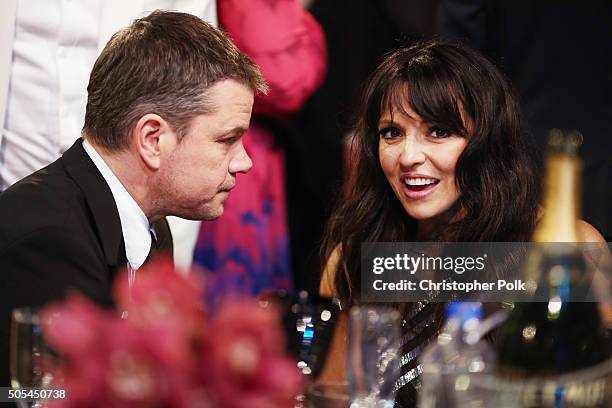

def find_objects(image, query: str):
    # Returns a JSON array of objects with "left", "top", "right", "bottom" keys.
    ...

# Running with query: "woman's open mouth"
[{"left": 402, "top": 177, "right": 440, "bottom": 199}]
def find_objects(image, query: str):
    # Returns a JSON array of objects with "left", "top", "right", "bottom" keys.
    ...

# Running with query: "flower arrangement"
[{"left": 41, "top": 258, "right": 303, "bottom": 408}]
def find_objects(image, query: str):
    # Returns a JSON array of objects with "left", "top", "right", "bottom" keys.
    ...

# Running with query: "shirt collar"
[{"left": 82, "top": 139, "right": 151, "bottom": 270}]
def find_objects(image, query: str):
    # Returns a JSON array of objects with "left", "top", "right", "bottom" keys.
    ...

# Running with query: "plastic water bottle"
[{"left": 418, "top": 302, "right": 495, "bottom": 407}]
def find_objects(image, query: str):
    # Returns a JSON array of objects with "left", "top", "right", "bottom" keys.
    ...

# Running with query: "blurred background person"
[
  {"left": 439, "top": 0, "right": 612, "bottom": 240},
  {"left": 193, "top": 0, "right": 327, "bottom": 302}
]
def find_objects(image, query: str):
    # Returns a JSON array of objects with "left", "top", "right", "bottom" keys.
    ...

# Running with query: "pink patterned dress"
[{"left": 193, "top": 0, "right": 327, "bottom": 300}]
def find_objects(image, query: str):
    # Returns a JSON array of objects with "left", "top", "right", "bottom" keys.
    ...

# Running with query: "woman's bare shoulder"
[
  {"left": 320, "top": 245, "right": 341, "bottom": 298},
  {"left": 577, "top": 220, "right": 607, "bottom": 243}
]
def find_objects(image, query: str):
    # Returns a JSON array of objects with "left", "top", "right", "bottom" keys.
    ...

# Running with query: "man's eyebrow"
[{"left": 217, "top": 126, "right": 248, "bottom": 139}]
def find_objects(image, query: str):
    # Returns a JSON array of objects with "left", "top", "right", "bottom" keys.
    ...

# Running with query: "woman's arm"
[
  {"left": 577, "top": 220, "right": 607, "bottom": 243},
  {"left": 319, "top": 245, "right": 339, "bottom": 298},
  {"left": 317, "top": 246, "right": 348, "bottom": 382},
  {"left": 577, "top": 220, "right": 612, "bottom": 326}
]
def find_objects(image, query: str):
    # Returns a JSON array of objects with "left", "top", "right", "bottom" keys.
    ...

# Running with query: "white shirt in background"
[{"left": 2, "top": 0, "right": 102, "bottom": 189}]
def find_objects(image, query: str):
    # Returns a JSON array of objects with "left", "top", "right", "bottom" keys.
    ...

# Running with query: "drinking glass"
[
  {"left": 10, "top": 308, "right": 53, "bottom": 408},
  {"left": 347, "top": 306, "right": 401, "bottom": 408},
  {"left": 305, "top": 381, "right": 349, "bottom": 408}
]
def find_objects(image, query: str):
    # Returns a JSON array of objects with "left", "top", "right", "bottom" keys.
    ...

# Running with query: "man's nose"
[{"left": 229, "top": 142, "right": 253, "bottom": 174}]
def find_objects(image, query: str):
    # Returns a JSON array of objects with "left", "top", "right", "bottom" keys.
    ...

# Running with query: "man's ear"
[{"left": 132, "top": 114, "right": 175, "bottom": 170}]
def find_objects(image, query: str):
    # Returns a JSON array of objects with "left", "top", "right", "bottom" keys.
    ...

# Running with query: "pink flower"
[
  {"left": 202, "top": 299, "right": 303, "bottom": 408},
  {"left": 42, "top": 259, "right": 303, "bottom": 408},
  {"left": 115, "top": 257, "right": 206, "bottom": 327},
  {"left": 42, "top": 296, "right": 111, "bottom": 407},
  {"left": 47, "top": 317, "right": 200, "bottom": 408},
  {"left": 114, "top": 258, "right": 207, "bottom": 362},
  {"left": 101, "top": 320, "right": 197, "bottom": 408},
  {"left": 42, "top": 295, "right": 112, "bottom": 358}
]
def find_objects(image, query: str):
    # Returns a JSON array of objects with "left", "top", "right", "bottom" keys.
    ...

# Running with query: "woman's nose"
[{"left": 398, "top": 137, "right": 427, "bottom": 169}]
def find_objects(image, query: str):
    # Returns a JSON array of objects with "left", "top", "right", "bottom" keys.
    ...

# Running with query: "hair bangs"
[
  {"left": 374, "top": 58, "right": 470, "bottom": 137},
  {"left": 377, "top": 81, "right": 407, "bottom": 127},
  {"left": 406, "top": 62, "right": 469, "bottom": 137}
]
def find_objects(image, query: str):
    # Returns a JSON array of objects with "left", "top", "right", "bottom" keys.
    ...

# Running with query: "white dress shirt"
[{"left": 82, "top": 138, "right": 151, "bottom": 274}]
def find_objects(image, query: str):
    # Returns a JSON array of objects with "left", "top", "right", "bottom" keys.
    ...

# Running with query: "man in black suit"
[
  {"left": 438, "top": 0, "right": 612, "bottom": 240},
  {"left": 0, "top": 10, "right": 268, "bottom": 389}
]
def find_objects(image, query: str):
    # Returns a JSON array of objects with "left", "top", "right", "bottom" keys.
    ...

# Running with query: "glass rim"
[
  {"left": 307, "top": 381, "right": 350, "bottom": 401},
  {"left": 348, "top": 305, "right": 402, "bottom": 323}
]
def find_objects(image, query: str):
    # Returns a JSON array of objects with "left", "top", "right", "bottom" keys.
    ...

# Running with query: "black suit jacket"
[
  {"left": 0, "top": 139, "right": 134, "bottom": 389},
  {"left": 438, "top": 0, "right": 612, "bottom": 237}
]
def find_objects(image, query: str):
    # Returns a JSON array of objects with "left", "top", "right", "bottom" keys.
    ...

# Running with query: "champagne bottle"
[{"left": 496, "top": 129, "right": 610, "bottom": 376}]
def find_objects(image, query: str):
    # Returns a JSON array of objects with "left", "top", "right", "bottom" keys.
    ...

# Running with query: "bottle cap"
[{"left": 547, "top": 128, "right": 583, "bottom": 154}]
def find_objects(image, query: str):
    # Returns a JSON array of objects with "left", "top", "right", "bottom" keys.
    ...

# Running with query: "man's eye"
[
  {"left": 220, "top": 136, "right": 239, "bottom": 144},
  {"left": 429, "top": 127, "right": 452, "bottom": 139},
  {"left": 378, "top": 127, "right": 401, "bottom": 139}
]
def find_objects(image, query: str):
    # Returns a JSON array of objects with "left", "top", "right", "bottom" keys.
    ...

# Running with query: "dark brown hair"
[
  {"left": 323, "top": 39, "right": 540, "bottom": 306},
  {"left": 83, "top": 10, "right": 268, "bottom": 151}
]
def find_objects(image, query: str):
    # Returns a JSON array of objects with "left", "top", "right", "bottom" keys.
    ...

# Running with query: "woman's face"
[{"left": 378, "top": 97, "right": 469, "bottom": 227}]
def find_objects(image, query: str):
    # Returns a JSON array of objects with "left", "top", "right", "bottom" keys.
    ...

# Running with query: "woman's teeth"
[{"left": 404, "top": 178, "right": 438, "bottom": 186}]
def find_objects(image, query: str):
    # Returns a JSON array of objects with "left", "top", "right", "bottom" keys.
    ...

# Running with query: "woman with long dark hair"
[{"left": 318, "top": 39, "right": 605, "bottom": 406}]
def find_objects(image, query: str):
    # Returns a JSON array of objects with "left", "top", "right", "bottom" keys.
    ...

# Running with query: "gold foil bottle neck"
[{"left": 533, "top": 129, "right": 583, "bottom": 243}]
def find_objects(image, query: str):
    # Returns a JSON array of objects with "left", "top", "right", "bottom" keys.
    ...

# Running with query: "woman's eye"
[
  {"left": 429, "top": 127, "right": 452, "bottom": 139},
  {"left": 379, "top": 127, "right": 402, "bottom": 139}
]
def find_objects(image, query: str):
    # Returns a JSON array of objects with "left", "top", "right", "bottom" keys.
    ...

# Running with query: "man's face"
[{"left": 156, "top": 79, "right": 254, "bottom": 220}]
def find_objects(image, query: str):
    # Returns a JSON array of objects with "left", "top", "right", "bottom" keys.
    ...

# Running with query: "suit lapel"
[{"left": 60, "top": 139, "right": 125, "bottom": 268}]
